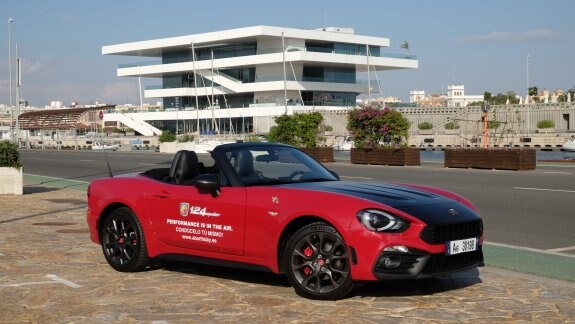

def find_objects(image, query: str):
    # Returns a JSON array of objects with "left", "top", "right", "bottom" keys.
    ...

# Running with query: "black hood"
[{"left": 282, "top": 181, "right": 480, "bottom": 225}]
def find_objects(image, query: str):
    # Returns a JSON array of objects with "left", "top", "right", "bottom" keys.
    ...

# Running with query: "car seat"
[
  {"left": 169, "top": 150, "right": 201, "bottom": 184},
  {"left": 233, "top": 150, "right": 261, "bottom": 184}
]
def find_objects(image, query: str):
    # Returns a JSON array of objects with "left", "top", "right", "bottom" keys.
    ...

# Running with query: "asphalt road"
[{"left": 20, "top": 149, "right": 575, "bottom": 252}]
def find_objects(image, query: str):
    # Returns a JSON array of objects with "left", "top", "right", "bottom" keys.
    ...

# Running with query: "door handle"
[{"left": 152, "top": 191, "right": 171, "bottom": 199}]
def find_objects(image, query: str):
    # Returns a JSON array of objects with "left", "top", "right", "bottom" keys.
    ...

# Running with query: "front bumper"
[
  {"left": 372, "top": 246, "right": 484, "bottom": 280},
  {"left": 86, "top": 207, "right": 100, "bottom": 244}
]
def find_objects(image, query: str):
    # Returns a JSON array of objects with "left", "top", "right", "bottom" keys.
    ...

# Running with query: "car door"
[{"left": 144, "top": 181, "right": 246, "bottom": 256}]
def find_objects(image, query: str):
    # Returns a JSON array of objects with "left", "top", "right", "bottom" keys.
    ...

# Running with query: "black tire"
[
  {"left": 101, "top": 207, "right": 149, "bottom": 272},
  {"left": 284, "top": 222, "right": 354, "bottom": 300}
]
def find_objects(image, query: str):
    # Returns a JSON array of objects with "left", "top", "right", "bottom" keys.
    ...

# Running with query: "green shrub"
[
  {"left": 487, "top": 120, "right": 501, "bottom": 129},
  {"left": 537, "top": 119, "right": 555, "bottom": 129},
  {"left": 444, "top": 121, "right": 460, "bottom": 130},
  {"left": 0, "top": 140, "right": 22, "bottom": 168},
  {"left": 177, "top": 134, "right": 194, "bottom": 143},
  {"left": 245, "top": 135, "right": 265, "bottom": 142},
  {"left": 267, "top": 112, "right": 323, "bottom": 148},
  {"left": 418, "top": 122, "right": 433, "bottom": 130},
  {"left": 158, "top": 130, "right": 176, "bottom": 143},
  {"left": 347, "top": 104, "right": 409, "bottom": 149}
]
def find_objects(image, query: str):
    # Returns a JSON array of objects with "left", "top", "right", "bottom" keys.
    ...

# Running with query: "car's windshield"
[{"left": 225, "top": 146, "right": 338, "bottom": 186}]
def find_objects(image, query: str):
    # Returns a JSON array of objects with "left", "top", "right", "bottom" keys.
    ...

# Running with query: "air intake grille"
[
  {"left": 423, "top": 249, "right": 484, "bottom": 274},
  {"left": 420, "top": 220, "right": 483, "bottom": 245}
]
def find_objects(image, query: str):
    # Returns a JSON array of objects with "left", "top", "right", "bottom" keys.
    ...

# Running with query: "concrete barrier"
[{"left": 0, "top": 167, "right": 23, "bottom": 195}]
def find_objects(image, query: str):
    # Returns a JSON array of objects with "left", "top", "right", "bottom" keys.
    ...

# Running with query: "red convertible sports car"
[{"left": 87, "top": 142, "right": 484, "bottom": 300}]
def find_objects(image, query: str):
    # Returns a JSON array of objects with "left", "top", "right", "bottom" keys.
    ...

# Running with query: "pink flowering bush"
[{"left": 347, "top": 104, "right": 410, "bottom": 149}]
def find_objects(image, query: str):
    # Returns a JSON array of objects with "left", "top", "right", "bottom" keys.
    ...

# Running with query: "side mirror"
[{"left": 192, "top": 174, "right": 220, "bottom": 197}]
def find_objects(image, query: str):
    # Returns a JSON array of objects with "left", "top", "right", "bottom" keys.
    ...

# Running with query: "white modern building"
[
  {"left": 445, "top": 85, "right": 483, "bottom": 107},
  {"left": 410, "top": 85, "right": 483, "bottom": 108},
  {"left": 102, "top": 25, "right": 418, "bottom": 136},
  {"left": 409, "top": 90, "right": 426, "bottom": 103}
]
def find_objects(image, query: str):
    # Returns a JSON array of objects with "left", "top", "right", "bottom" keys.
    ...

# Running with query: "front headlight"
[{"left": 356, "top": 209, "right": 409, "bottom": 233}]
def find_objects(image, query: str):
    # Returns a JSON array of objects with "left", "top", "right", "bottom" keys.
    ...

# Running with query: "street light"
[
  {"left": 282, "top": 32, "right": 287, "bottom": 114},
  {"left": 526, "top": 54, "right": 530, "bottom": 99},
  {"left": 191, "top": 41, "right": 200, "bottom": 137},
  {"left": 526, "top": 54, "right": 530, "bottom": 136},
  {"left": 8, "top": 18, "right": 14, "bottom": 141}
]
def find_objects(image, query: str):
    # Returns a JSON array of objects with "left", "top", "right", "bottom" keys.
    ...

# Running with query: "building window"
[{"left": 302, "top": 66, "right": 356, "bottom": 83}]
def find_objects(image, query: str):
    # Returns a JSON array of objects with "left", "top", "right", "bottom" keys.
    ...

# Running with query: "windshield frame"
[{"left": 212, "top": 143, "right": 339, "bottom": 187}]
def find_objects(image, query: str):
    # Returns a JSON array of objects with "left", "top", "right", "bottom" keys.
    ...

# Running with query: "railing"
[
  {"left": 119, "top": 60, "right": 162, "bottom": 68},
  {"left": 118, "top": 47, "right": 417, "bottom": 69},
  {"left": 144, "top": 76, "right": 378, "bottom": 89}
]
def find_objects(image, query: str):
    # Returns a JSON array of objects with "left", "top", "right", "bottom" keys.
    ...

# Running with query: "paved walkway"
[{"left": 1, "top": 185, "right": 574, "bottom": 323}]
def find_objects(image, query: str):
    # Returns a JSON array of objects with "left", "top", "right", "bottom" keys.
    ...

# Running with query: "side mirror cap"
[{"left": 192, "top": 174, "right": 220, "bottom": 196}]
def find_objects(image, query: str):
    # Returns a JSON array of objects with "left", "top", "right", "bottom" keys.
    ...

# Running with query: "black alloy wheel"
[
  {"left": 284, "top": 222, "right": 354, "bottom": 300},
  {"left": 101, "top": 207, "right": 149, "bottom": 272}
]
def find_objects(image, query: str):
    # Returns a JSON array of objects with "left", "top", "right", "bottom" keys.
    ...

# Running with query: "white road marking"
[
  {"left": 512, "top": 187, "right": 575, "bottom": 193},
  {"left": 538, "top": 163, "right": 575, "bottom": 168},
  {"left": 0, "top": 281, "right": 54, "bottom": 288},
  {"left": 0, "top": 275, "right": 81, "bottom": 289},
  {"left": 547, "top": 246, "right": 575, "bottom": 252},
  {"left": 339, "top": 176, "right": 374, "bottom": 180},
  {"left": 45, "top": 274, "right": 82, "bottom": 288},
  {"left": 485, "top": 241, "right": 575, "bottom": 259},
  {"left": 543, "top": 171, "right": 572, "bottom": 175},
  {"left": 78, "top": 159, "right": 96, "bottom": 162},
  {"left": 26, "top": 173, "right": 89, "bottom": 184}
]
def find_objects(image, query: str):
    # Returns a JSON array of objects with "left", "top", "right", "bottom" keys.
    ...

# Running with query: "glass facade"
[
  {"left": 149, "top": 116, "right": 254, "bottom": 135},
  {"left": 220, "top": 68, "right": 255, "bottom": 83},
  {"left": 157, "top": 41, "right": 379, "bottom": 109},
  {"left": 306, "top": 41, "right": 381, "bottom": 56},
  {"left": 162, "top": 43, "right": 257, "bottom": 64},
  {"left": 302, "top": 66, "right": 356, "bottom": 83},
  {"left": 196, "top": 43, "right": 257, "bottom": 61},
  {"left": 162, "top": 50, "right": 191, "bottom": 64},
  {"left": 301, "top": 91, "right": 356, "bottom": 107},
  {"left": 162, "top": 73, "right": 216, "bottom": 89},
  {"left": 163, "top": 93, "right": 254, "bottom": 110}
]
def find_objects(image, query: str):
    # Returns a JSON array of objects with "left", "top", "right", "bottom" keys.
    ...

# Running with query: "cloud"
[
  {"left": 99, "top": 82, "right": 140, "bottom": 103},
  {"left": 459, "top": 29, "right": 569, "bottom": 43},
  {"left": 21, "top": 59, "right": 49, "bottom": 75}
]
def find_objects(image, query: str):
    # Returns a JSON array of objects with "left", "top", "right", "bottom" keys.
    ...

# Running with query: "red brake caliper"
[{"left": 302, "top": 245, "right": 314, "bottom": 276}]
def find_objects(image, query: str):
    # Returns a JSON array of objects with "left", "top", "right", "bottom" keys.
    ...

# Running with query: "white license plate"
[{"left": 446, "top": 237, "right": 477, "bottom": 255}]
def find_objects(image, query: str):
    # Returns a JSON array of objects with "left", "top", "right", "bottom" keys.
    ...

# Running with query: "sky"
[{"left": 1, "top": 0, "right": 574, "bottom": 107}]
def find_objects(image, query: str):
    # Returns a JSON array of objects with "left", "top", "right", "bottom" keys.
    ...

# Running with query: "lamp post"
[
  {"left": 526, "top": 54, "right": 530, "bottom": 136},
  {"left": 8, "top": 18, "right": 14, "bottom": 141},
  {"left": 15, "top": 43, "right": 20, "bottom": 144},
  {"left": 191, "top": 41, "right": 200, "bottom": 138},
  {"left": 282, "top": 32, "right": 287, "bottom": 114},
  {"left": 526, "top": 54, "right": 530, "bottom": 96}
]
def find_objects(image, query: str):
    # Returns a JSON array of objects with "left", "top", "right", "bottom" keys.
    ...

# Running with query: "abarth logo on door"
[
  {"left": 180, "top": 202, "right": 190, "bottom": 217},
  {"left": 180, "top": 202, "right": 221, "bottom": 217}
]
